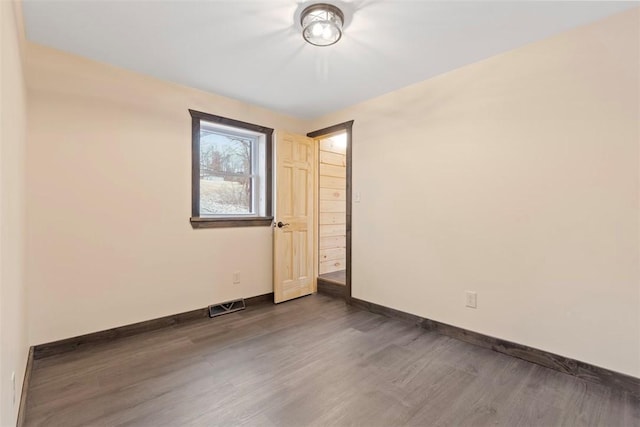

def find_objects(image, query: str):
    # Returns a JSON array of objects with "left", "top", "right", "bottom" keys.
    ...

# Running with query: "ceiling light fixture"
[{"left": 301, "top": 3, "right": 344, "bottom": 47}]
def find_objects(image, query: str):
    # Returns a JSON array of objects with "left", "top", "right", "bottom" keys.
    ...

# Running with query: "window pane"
[{"left": 199, "top": 130, "right": 253, "bottom": 215}]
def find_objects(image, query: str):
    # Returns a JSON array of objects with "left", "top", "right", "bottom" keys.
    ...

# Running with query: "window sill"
[{"left": 190, "top": 216, "right": 274, "bottom": 229}]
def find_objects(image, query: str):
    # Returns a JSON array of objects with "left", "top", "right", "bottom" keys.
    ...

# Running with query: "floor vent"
[{"left": 208, "top": 298, "right": 246, "bottom": 318}]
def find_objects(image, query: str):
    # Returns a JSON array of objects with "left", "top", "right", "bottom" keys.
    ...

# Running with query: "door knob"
[{"left": 277, "top": 221, "right": 290, "bottom": 228}]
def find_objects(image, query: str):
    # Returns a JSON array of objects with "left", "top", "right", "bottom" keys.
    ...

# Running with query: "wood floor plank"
[{"left": 23, "top": 294, "right": 640, "bottom": 427}]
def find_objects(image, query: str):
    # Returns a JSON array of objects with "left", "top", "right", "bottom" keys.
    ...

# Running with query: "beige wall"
[
  {"left": 0, "top": 1, "right": 28, "bottom": 425},
  {"left": 310, "top": 9, "right": 640, "bottom": 377},
  {"left": 26, "top": 44, "right": 307, "bottom": 345}
]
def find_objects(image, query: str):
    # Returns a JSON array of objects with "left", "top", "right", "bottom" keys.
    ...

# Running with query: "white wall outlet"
[
  {"left": 11, "top": 371, "right": 16, "bottom": 406},
  {"left": 233, "top": 271, "right": 240, "bottom": 284},
  {"left": 354, "top": 192, "right": 361, "bottom": 203},
  {"left": 465, "top": 291, "right": 477, "bottom": 309}
]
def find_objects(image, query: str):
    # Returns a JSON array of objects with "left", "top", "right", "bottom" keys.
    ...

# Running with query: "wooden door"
[{"left": 273, "top": 132, "right": 316, "bottom": 303}]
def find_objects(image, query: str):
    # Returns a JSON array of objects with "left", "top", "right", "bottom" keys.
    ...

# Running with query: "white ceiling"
[{"left": 22, "top": 1, "right": 638, "bottom": 119}]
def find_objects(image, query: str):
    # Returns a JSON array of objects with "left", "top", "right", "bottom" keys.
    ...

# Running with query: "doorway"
[{"left": 308, "top": 121, "right": 353, "bottom": 301}]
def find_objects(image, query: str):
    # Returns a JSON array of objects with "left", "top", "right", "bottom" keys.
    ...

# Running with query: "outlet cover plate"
[{"left": 466, "top": 291, "right": 477, "bottom": 309}]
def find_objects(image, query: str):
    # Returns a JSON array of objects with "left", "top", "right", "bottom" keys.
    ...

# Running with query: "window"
[{"left": 189, "top": 110, "right": 273, "bottom": 228}]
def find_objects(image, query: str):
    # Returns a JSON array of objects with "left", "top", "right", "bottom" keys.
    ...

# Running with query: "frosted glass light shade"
[{"left": 301, "top": 3, "right": 344, "bottom": 47}]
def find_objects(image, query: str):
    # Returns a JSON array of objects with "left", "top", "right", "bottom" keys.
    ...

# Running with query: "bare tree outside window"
[{"left": 199, "top": 131, "right": 254, "bottom": 215}]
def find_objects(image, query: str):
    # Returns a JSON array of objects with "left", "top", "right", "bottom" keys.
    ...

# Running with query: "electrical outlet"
[
  {"left": 233, "top": 271, "right": 240, "bottom": 284},
  {"left": 465, "top": 291, "right": 477, "bottom": 309},
  {"left": 11, "top": 371, "right": 15, "bottom": 406}
]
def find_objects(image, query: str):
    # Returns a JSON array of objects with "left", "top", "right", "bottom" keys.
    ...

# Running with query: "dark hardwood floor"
[{"left": 24, "top": 294, "right": 639, "bottom": 426}]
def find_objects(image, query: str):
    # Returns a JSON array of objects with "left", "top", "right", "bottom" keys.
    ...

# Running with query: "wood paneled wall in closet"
[{"left": 318, "top": 136, "right": 346, "bottom": 275}]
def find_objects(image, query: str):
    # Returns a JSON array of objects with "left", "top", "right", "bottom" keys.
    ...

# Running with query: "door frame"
[{"left": 307, "top": 121, "right": 354, "bottom": 303}]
